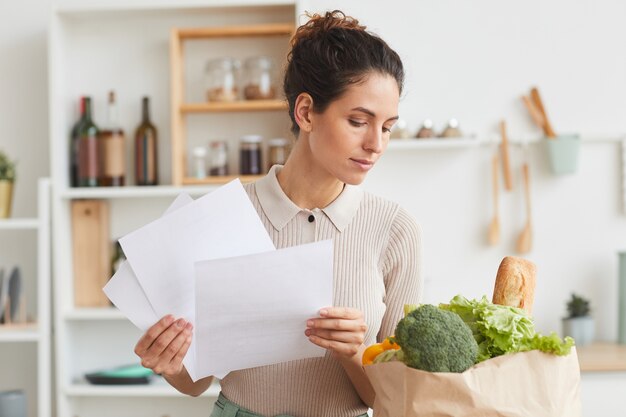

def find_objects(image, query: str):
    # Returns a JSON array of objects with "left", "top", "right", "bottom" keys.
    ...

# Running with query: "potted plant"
[
  {"left": 0, "top": 150, "right": 16, "bottom": 218},
  {"left": 562, "top": 293, "right": 594, "bottom": 346}
]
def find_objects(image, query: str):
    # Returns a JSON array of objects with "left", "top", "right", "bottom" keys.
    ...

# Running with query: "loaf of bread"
[{"left": 492, "top": 256, "right": 537, "bottom": 314}]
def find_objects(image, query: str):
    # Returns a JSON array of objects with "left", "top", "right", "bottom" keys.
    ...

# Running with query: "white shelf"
[
  {"left": 387, "top": 136, "right": 492, "bottom": 149},
  {"left": 65, "top": 378, "right": 221, "bottom": 398},
  {"left": 0, "top": 325, "right": 41, "bottom": 342},
  {"left": 58, "top": 185, "right": 217, "bottom": 199},
  {"left": 0, "top": 218, "right": 39, "bottom": 230},
  {"left": 64, "top": 308, "right": 126, "bottom": 320},
  {"left": 508, "top": 134, "right": 626, "bottom": 145},
  {"left": 54, "top": 0, "right": 295, "bottom": 14}
]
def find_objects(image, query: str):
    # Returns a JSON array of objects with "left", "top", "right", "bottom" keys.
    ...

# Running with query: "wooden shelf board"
[
  {"left": 176, "top": 23, "right": 294, "bottom": 39},
  {"left": 181, "top": 100, "right": 288, "bottom": 113},
  {"left": 0, "top": 218, "right": 39, "bottom": 230},
  {"left": 65, "top": 378, "right": 221, "bottom": 397},
  {"left": 387, "top": 136, "right": 491, "bottom": 150},
  {"left": 183, "top": 175, "right": 263, "bottom": 185},
  {"left": 577, "top": 342, "right": 626, "bottom": 372},
  {"left": 0, "top": 323, "right": 40, "bottom": 342}
]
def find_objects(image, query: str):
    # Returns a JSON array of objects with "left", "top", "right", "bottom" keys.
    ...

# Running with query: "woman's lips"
[{"left": 350, "top": 158, "right": 375, "bottom": 171}]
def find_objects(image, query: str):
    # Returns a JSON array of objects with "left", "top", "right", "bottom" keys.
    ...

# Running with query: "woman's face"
[{"left": 307, "top": 72, "right": 400, "bottom": 185}]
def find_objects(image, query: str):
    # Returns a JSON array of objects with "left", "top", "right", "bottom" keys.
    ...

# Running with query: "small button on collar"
[{"left": 308, "top": 215, "right": 315, "bottom": 223}]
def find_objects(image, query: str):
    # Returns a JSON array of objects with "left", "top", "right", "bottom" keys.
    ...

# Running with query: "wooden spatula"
[
  {"left": 530, "top": 87, "right": 557, "bottom": 138},
  {"left": 488, "top": 152, "right": 500, "bottom": 246},
  {"left": 499, "top": 120, "right": 513, "bottom": 191}
]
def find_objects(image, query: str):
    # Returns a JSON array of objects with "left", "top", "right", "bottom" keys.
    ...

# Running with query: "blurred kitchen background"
[{"left": 1, "top": 0, "right": 625, "bottom": 416}]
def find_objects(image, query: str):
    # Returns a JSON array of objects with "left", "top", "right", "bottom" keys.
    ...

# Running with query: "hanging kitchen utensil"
[
  {"left": 517, "top": 141, "right": 533, "bottom": 254},
  {"left": 521, "top": 95, "right": 546, "bottom": 132},
  {"left": 530, "top": 87, "right": 557, "bottom": 138},
  {"left": 500, "top": 120, "right": 513, "bottom": 191},
  {"left": 488, "top": 151, "right": 500, "bottom": 246}
]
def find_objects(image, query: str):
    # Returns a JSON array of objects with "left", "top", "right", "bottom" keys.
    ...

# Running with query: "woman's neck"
[{"left": 277, "top": 137, "right": 344, "bottom": 210}]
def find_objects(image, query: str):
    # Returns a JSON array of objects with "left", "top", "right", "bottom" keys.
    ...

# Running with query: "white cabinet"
[
  {"left": 0, "top": 179, "right": 51, "bottom": 417},
  {"left": 48, "top": 1, "right": 297, "bottom": 416}
]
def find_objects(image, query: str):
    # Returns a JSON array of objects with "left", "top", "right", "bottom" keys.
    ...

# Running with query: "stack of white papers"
[{"left": 103, "top": 180, "right": 333, "bottom": 381}]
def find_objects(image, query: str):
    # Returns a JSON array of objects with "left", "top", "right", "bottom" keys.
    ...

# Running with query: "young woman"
[{"left": 134, "top": 10, "right": 422, "bottom": 417}]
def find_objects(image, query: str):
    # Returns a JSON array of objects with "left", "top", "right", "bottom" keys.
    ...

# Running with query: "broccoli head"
[{"left": 394, "top": 304, "right": 478, "bottom": 373}]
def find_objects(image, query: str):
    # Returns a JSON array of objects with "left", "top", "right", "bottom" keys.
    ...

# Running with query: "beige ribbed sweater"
[{"left": 219, "top": 166, "right": 422, "bottom": 417}]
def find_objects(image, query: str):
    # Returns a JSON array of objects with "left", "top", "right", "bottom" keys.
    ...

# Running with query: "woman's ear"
[{"left": 294, "top": 93, "right": 313, "bottom": 133}]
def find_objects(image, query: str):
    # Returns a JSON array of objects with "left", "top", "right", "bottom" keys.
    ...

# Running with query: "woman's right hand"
[{"left": 134, "top": 315, "right": 193, "bottom": 378}]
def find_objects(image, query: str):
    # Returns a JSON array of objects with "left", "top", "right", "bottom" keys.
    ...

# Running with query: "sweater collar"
[{"left": 255, "top": 165, "right": 363, "bottom": 232}]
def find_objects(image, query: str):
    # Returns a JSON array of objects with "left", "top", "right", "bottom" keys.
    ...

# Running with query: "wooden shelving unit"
[
  {"left": 0, "top": 179, "right": 51, "bottom": 417},
  {"left": 170, "top": 22, "right": 295, "bottom": 186}
]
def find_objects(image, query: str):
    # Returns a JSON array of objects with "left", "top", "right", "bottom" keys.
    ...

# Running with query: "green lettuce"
[{"left": 440, "top": 295, "right": 574, "bottom": 363}]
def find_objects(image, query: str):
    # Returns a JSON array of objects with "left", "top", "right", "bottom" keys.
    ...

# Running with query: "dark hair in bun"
[{"left": 284, "top": 10, "right": 405, "bottom": 136}]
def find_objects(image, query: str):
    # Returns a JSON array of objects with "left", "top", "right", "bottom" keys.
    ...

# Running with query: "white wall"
[
  {"left": 299, "top": 0, "right": 626, "bottom": 340},
  {"left": 0, "top": 2, "right": 50, "bottom": 417}
]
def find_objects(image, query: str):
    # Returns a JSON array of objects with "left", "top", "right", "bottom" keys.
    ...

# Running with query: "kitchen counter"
[{"left": 576, "top": 342, "right": 626, "bottom": 372}]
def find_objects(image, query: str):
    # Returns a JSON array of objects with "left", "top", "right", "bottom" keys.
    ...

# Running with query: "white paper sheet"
[
  {"left": 119, "top": 179, "right": 276, "bottom": 380},
  {"left": 194, "top": 239, "right": 334, "bottom": 379},
  {"left": 103, "top": 193, "right": 194, "bottom": 331}
]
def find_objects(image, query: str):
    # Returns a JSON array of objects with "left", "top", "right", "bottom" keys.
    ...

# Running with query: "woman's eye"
[
  {"left": 382, "top": 126, "right": 392, "bottom": 133},
  {"left": 349, "top": 120, "right": 366, "bottom": 128}
]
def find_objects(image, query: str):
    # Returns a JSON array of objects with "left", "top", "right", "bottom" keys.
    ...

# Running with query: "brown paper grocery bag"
[{"left": 365, "top": 348, "right": 582, "bottom": 417}]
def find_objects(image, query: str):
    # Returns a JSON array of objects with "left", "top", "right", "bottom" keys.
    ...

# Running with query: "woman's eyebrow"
[{"left": 351, "top": 107, "right": 399, "bottom": 122}]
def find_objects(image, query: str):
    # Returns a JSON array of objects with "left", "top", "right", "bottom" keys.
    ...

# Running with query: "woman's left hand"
[{"left": 305, "top": 307, "right": 367, "bottom": 359}]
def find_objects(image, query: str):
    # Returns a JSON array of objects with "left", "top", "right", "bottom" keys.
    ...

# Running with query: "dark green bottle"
[
  {"left": 134, "top": 97, "right": 158, "bottom": 186},
  {"left": 69, "top": 96, "right": 86, "bottom": 187},
  {"left": 77, "top": 97, "right": 100, "bottom": 187}
]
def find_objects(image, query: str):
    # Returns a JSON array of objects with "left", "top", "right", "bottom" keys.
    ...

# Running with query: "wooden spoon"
[
  {"left": 516, "top": 162, "right": 533, "bottom": 253},
  {"left": 488, "top": 152, "right": 500, "bottom": 245},
  {"left": 530, "top": 87, "right": 557, "bottom": 138}
]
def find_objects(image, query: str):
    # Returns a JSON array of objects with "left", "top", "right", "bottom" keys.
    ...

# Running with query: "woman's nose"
[{"left": 363, "top": 127, "right": 384, "bottom": 153}]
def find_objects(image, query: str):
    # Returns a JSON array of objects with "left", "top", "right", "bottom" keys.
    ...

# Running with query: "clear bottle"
[
  {"left": 209, "top": 141, "right": 228, "bottom": 176},
  {"left": 267, "top": 138, "right": 290, "bottom": 171},
  {"left": 191, "top": 146, "right": 207, "bottom": 179},
  {"left": 134, "top": 97, "right": 158, "bottom": 186},
  {"left": 239, "top": 135, "right": 263, "bottom": 175},
  {"left": 243, "top": 56, "right": 275, "bottom": 100},
  {"left": 77, "top": 97, "right": 100, "bottom": 187},
  {"left": 99, "top": 91, "right": 126, "bottom": 186},
  {"left": 206, "top": 58, "right": 240, "bottom": 102}
]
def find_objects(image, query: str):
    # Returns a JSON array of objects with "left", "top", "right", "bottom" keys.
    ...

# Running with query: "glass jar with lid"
[
  {"left": 239, "top": 135, "right": 263, "bottom": 175},
  {"left": 243, "top": 56, "right": 276, "bottom": 100},
  {"left": 209, "top": 140, "right": 228, "bottom": 176},
  {"left": 205, "top": 57, "right": 240, "bottom": 102},
  {"left": 267, "top": 138, "right": 290, "bottom": 171}
]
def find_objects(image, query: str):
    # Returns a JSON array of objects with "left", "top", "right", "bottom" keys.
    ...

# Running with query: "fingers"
[
  {"left": 134, "top": 315, "right": 193, "bottom": 376},
  {"left": 306, "top": 307, "right": 367, "bottom": 359},
  {"left": 134, "top": 315, "right": 175, "bottom": 356},
  {"left": 307, "top": 334, "right": 361, "bottom": 357}
]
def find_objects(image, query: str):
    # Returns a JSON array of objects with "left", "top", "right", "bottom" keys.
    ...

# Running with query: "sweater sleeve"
[{"left": 377, "top": 206, "right": 423, "bottom": 342}]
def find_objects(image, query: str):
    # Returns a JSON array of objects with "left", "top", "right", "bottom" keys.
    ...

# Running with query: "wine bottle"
[
  {"left": 77, "top": 97, "right": 100, "bottom": 187},
  {"left": 99, "top": 91, "right": 126, "bottom": 186},
  {"left": 134, "top": 97, "right": 158, "bottom": 186},
  {"left": 69, "top": 97, "right": 86, "bottom": 187}
]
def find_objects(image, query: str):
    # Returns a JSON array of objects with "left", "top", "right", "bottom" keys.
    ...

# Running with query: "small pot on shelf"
[
  {"left": 562, "top": 293, "right": 594, "bottom": 346},
  {"left": 0, "top": 150, "right": 16, "bottom": 218}
]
